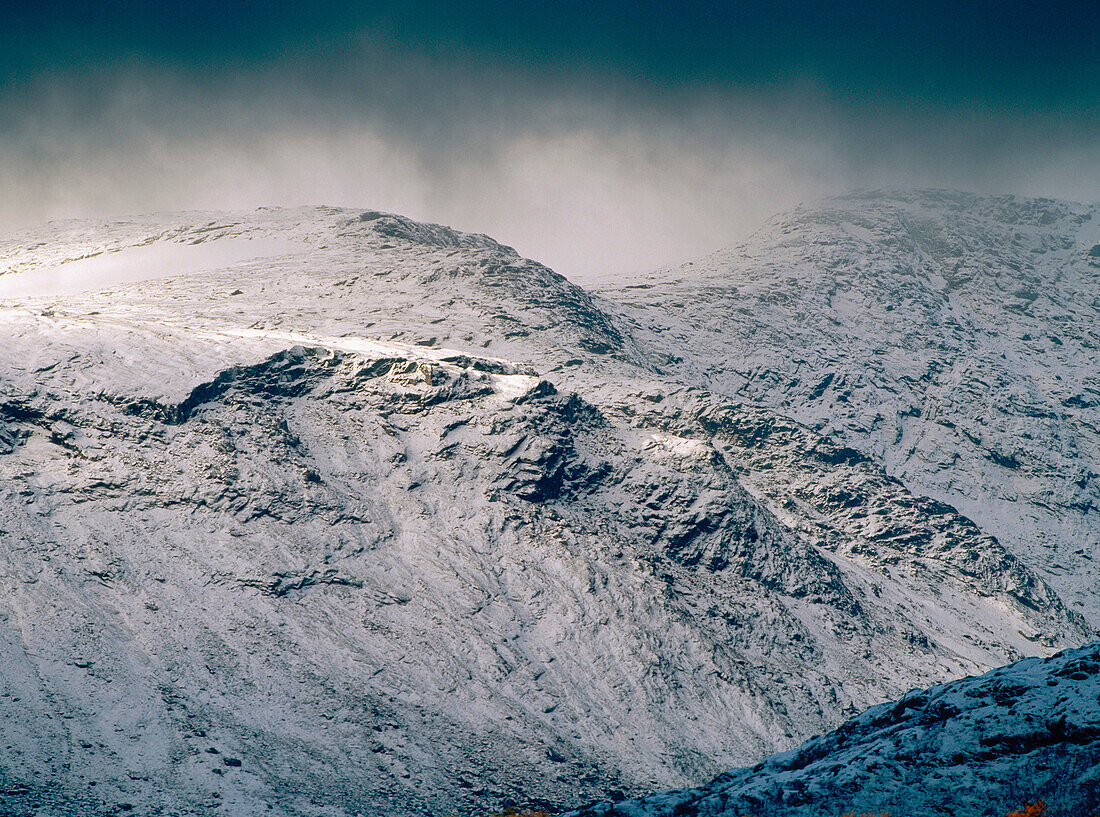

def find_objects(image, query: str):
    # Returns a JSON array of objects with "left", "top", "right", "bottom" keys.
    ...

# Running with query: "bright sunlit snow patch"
[
  {"left": 0, "top": 236, "right": 309, "bottom": 299},
  {"left": 213, "top": 327, "right": 519, "bottom": 368},
  {"left": 489, "top": 372, "right": 542, "bottom": 399}
]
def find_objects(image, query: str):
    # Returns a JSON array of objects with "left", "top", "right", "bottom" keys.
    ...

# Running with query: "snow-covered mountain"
[
  {"left": 601, "top": 190, "right": 1100, "bottom": 623},
  {"left": 0, "top": 195, "right": 1094, "bottom": 816},
  {"left": 565, "top": 641, "right": 1100, "bottom": 817}
]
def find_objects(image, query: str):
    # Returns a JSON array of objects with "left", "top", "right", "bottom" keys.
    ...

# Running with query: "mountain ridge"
[
  {"left": 0, "top": 192, "right": 1095, "bottom": 815},
  {"left": 564, "top": 640, "right": 1100, "bottom": 817}
]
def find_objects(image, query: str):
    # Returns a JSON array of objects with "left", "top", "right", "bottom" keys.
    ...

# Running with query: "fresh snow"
[
  {"left": 0, "top": 235, "right": 309, "bottom": 299},
  {"left": 0, "top": 195, "right": 1095, "bottom": 816},
  {"left": 599, "top": 191, "right": 1100, "bottom": 624}
]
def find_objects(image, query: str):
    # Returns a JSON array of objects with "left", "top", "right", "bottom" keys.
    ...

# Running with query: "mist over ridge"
[{"left": 3, "top": 1, "right": 1097, "bottom": 280}]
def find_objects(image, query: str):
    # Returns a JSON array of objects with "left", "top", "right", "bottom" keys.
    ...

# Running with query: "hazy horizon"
[{"left": 4, "top": 0, "right": 1098, "bottom": 279}]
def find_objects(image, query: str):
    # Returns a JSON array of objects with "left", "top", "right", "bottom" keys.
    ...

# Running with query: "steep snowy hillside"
[
  {"left": 566, "top": 641, "right": 1100, "bottom": 817},
  {"left": 602, "top": 191, "right": 1100, "bottom": 623},
  {"left": 0, "top": 203, "right": 1093, "bottom": 816}
]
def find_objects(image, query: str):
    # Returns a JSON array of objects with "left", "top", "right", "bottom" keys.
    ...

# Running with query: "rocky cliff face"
[{"left": 0, "top": 197, "right": 1094, "bottom": 816}]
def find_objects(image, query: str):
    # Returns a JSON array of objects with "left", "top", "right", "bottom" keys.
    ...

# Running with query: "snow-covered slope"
[
  {"left": 601, "top": 190, "right": 1100, "bottom": 623},
  {"left": 0, "top": 200, "right": 1094, "bottom": 816},
  {"left": 565, "top": 641, "right": 1100, "bottom": 817}
]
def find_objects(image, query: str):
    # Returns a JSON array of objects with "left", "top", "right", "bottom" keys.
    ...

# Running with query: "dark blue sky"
[
  {"left": 7, "top": 0, "right": 1099, "bottom": 109},
  {"left": 2, "top": 1, "right": 1098, "bottom": 277}
]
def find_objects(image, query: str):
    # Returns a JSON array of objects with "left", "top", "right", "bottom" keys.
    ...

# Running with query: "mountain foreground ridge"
[{"left": 565, "top": 640, "right": 1100, "bottom": 817}]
